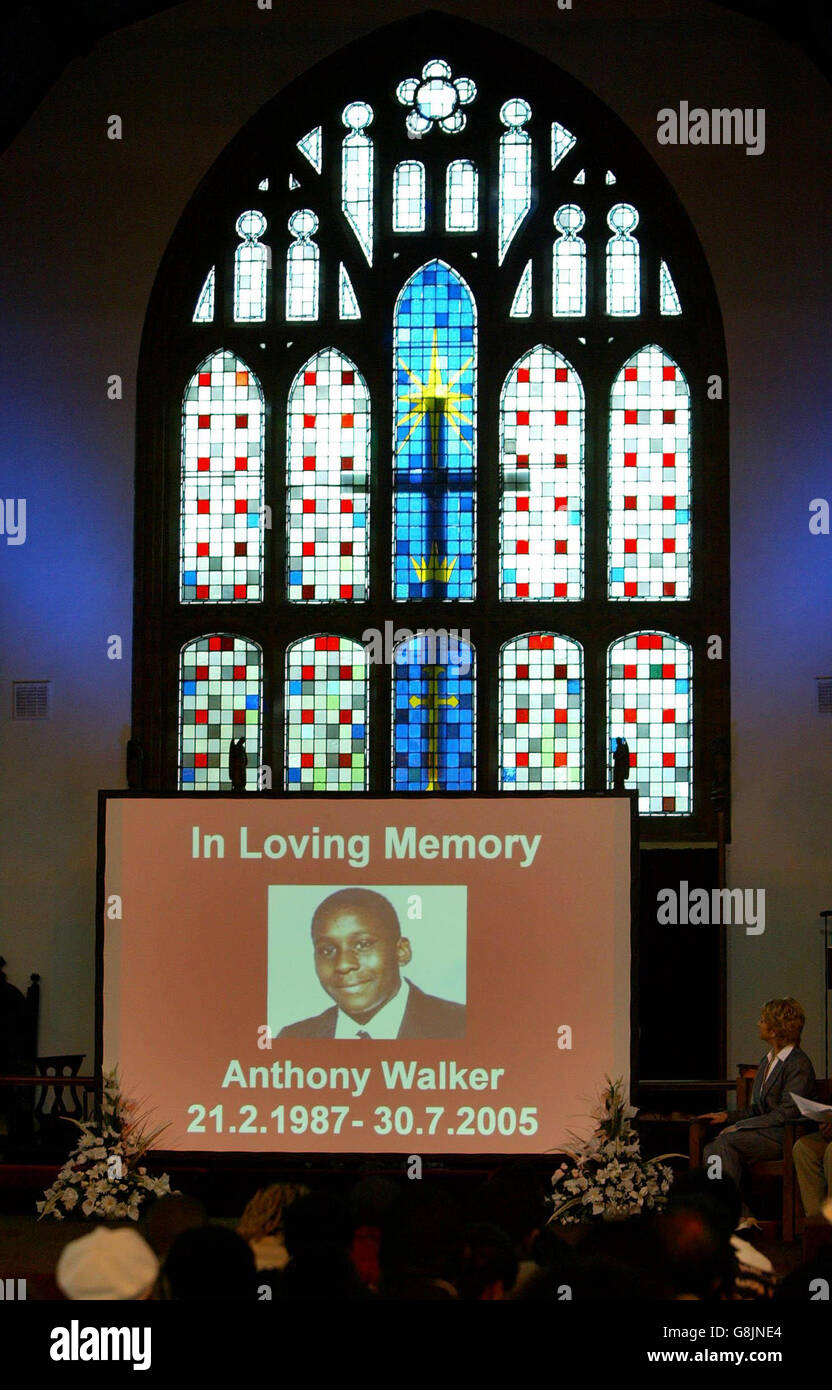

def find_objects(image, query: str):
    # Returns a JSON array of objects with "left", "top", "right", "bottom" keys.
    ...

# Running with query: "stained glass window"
[
  {"left": 498, "top": 99, "right": 532, "bottom": 264},
  {"left": 607, "top": 632, "right": 692, "bottom": 814},
  {"left": 193, "top": 267, "right": 214, "bottom": 323},
  {"left": 285, "top": 635, "right": 368, "bottom": 791},
  {"left": 660, "top": 261, "right": 682, "bottom": 315},
  {"left": 342, "top": 102, "right": 374, "bottom": 265},
  {"left": 180, "top": 351, "right": 264, "bottom": 603},
  {"left": 551, "top": 121, "right": 577, "bottom": 169},
  {"left": 573, "top": 169, "right": 586, "bottom": 185},
  {"left": 393, "top": 634, "right": 475, "bottom": 791},
  {"left": 608, "top": 345, "right": 691, "bottom": 600},
  {"left": 500, "top": 634, "right": 583, "bottom": 790},
  {"left": 552, "top": 205, "right": 586, "bottom": 316},
  {"left": 339, "top": 263, "right": 361, "bottom": 319},
  {"left": 392, "top": 161, "right": 425, "bottom": 232},
  {"left": 393, "top": 260, "right": 476, "bottom": 601},
  {"left": 234, "top": 211, "right": 269, "bottom": 321},
  {"left": 179, "top": 634, "right": 262, "bottom": 791},
  {"left": 446, "top": 160, "right": 478, "bottom": 231},
  {"left": 606, "top": 203, "right": 640, "bottom": 316},
  {"left": 396, "top": 60, "right": 477, "bottom": 137},
  {"left": 285, "top": 210, "right": 320, "bottom": 320},
  {"left": 510, "top": 260, "right": 533, "bottom": 317},
  {"left": 286, "top": 349, "right": 370, "bottom": 602},
  {"left": 500, "top": 345, "right": 584, "bottom": 600},
  {"left": 297, "top": 126, "right": 322, "bottom": 174}
]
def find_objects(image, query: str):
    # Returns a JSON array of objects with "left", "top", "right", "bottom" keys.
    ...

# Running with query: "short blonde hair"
[
  {"left": 761, "top": 997, "right": 805, "bottom": 1046},
  {"left": 237, "top": 1182, "right": 309, "bottom": 1242}
]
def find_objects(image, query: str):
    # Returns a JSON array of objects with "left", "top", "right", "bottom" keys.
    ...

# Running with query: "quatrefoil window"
[{"left": 396, "top": 59, "right": 477, "bottom": 136}]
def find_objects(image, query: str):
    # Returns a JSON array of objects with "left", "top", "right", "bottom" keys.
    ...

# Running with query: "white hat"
[{"left": 57, "top": 1226, "right": 159, "bottom": 1300}]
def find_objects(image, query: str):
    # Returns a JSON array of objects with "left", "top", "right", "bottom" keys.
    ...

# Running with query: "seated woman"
[{"left": 699, "top": 997, "right": 816, "bottom": 1220}]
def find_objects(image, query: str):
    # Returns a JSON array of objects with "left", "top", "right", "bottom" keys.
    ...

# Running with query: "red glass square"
[
  {"left": 340, "top": 585, "right": 353, "bottom": 599},
  {"left": 539, "top": 636, "right": 554, "bottom": 649},
  {"left": 341, "top": 457, "right": 353, "bottom": 470},
  {"left": 314, "top": 638, "right": 328, "bottom": 649},
  {"left": 235, "top": 415, "right": 248, "bottom": 429},
  {"left": 234, "top": 500, "right": 247, "bottom": 513},
  {"left": 196, "top": 543, "right": 209, "bottom": 557},
  {"left": 663, "top": 453, "right": 675, "bottom": 468},
  {"left": 624, "top": 581, "right": 638, "bottom": 596},
  {"left": 301, "top": 709, "right": 314, "bottom": 724},
  {"left": 339, "top": 709, "right": 352, "bottom": 724},
  {"left": 197, "top": 457, "right": 210, "bottom": 472},
  {"left": 339, "top": 665, "right": 352, "bottom": 680},
  {"left": 341, "top": 500, "right": 353, "bottom": 513},
  {"left": 341, "top": 413, "right": 354, "bottom": 428},
  {"left": 662, "top": 664, "right": 675, "bottom": 678},
  {"left": 195, "top": 665, "right": 209, "bottom": 681},
  {"left": 624, "top": 410, "right": 638, "bottom": 424},
  {"left": 234, "top": 542, "right": 247, "bottom": 556},
  {"left": 340, "top": 542, "right": 353, "bottom": 555},
  {"left": 195, "top": 709, "right": 208, "bottom": 724},
  {"left": 325, "top": 637, "right": 339, "bottom": 650},
  {"left": 554, "top": 665, "right": 567, "bottom": 679},
  {"left": 516, "top": 664, "right": 529, "bottom": 679},
  {"left": 516, "top": 497, "right": 529, "bottom": 511},
  {"left": 236, "top": 371, "right": 248, "bottom": 386},
  {"left": 516, "top": 454, "right": 529, "bottom": 466},
  {"left": 663, "top": 410, "right": 676, "bottom": 424},
  {"left": 342, "top": 371, "right": 354, "bottom": 385},
  {"left": 624, "top": 496, "right": 637, "bottom": 510},
  {"left": 304, "top": 371, "right": 316, "bottom": 385},
  {"left": 516, "top": 709, "right": 529, "bottom": 723},
  {"left": 197, "top": 414, "right": 210, "bottom": 429},
  {"left": 302, "top": 499, "right": 316, "bottom": 513},
  {"left": 624, "top": 664, "right": 637, "bottom": 679},
  {"left": 554, "top": 709, "right": 567, "bottom": 724},
  {"left": 662, "top": 797, "right": 676, "bottom": 812},
  {"left": 624, "top": 539, "right": 637, "bottom": 553},
  {"left": 555, "top": 367, "right": 568, "bottom": 382},
  {"left": 516, "top": 582, "right": 529, "bottom": 597},
  {"left": 235, "top": 457, "right": 248, "bottom": 471},
  {"left": 234, "top": 585, "right": 246, "bottom": 598},
  {"left": 302, "top": 584, "right": 315, "bottom": 599},
  {"left": 339, "top": 754, "right": 352, "bottom": 767},
  {"left": 555, "top": 453, "right": 567, "bottom": 465},
  {"left": 555, "top": 497, "right": 567, "bottom": 510},
  {"left": 663, "top": 366, "right": 676, "bottom": 380},
  {"left": 197, "top": 499, "right": 210, "bottom": 514},
  {"left": 554, "top": 752, "right": 568, "bottom": 767},
  {"left": 662, "top": 709, "right": 676, "bottom": 723},
  {"left": 624, "top": 452, "right": 637, "bottom": 468},
  {"left": 554, "top": 410, "right": 568, "bottom": 425},
  {"left": 302, "top": 542, "right": 315, "bottom": 556},
  {"left": 301, "top": 664, "right": 315, "bottom": 679},
  {"left": 516, "top": 411, "right": 530, "bottom": 425},
  {"left": 662, "top": 496, "right": 675, "bottom": 509},
  {"left": 303, "top": 456, "right": 316, "bottom": 470},
  {"left": 209, "top": 637, "right": 222, "bottom": 650},
  {"left": 515, "top": 753, "right": 529, "bottom": 767},
  {"left": 555, "top": 540, "right": 567, "bottom": 553},
  {"left": 663, "top": 582, "right": 676, "bottom": 596},
  {"left": 195, "top": 754, "right": 207, "bottom": 767},
  {"left": 301, "top": 754, "right": 314, "bottom": 767},
  {"left": 624, "top": 707, "right": 636, "bottom": 723},
  {"left": 554, "top": 583, "right": 567, "bottom": 597},
  {"left": 663, "top": 538, "right": 676, "bottom": 553},
  {"left": 516, "top": 540, "right": 529, "bottom": 554},
  {"left": 625, "top": 367, "right": 638, "bottom": 381},
  {"left": 303, "top": 414, "right": 316, "bottom": 428},
  {"left": 663, "top": 753, "right": 675, "bottom": 767},
  {"left": 198, "top": 373, "right": 211, "bottom": 386},
  {"left": 517, "top": 368, "right": 530, "bottom": 383}
]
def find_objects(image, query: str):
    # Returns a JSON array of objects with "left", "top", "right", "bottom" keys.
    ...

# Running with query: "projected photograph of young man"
[{"left": 270, "top": 886, "right": 466, "bottom": 1040}]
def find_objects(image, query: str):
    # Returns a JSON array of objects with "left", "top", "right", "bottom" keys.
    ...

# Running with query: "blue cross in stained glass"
[{"left": 393, "top": 260, "right": 476, "bottom": 601}]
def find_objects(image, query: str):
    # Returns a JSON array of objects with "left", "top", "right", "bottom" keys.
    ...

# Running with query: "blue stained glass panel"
[
  {"left": 392, "top": 635, "right": 475, "bottom": 791},
  {"left": 393, "top": 260, "right": 476, "bottom": 601}
]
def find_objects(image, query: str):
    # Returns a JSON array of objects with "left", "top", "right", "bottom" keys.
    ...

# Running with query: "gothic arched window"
[{"left": 133, "top": 14, "right": 728, "bottom": 841}]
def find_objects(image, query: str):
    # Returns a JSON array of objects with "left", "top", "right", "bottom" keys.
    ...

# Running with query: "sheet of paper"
[{"left": 790, "top": 1092, "right": 832, "bottom": 1123}]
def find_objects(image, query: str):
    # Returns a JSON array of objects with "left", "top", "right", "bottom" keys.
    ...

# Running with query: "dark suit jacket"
[
  {"left": 730, "top": 1047, "right": 816, "bottom": 1132},
  {"left": 278, "top": 980, "right": 466, "bottom": 1040}
]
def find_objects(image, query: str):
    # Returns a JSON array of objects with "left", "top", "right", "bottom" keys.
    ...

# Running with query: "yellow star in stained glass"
[{"left": 397, "top": 329, "right": 473, "bottom": 453}]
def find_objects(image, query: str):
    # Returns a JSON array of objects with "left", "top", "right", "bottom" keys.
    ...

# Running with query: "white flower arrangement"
[
  {"left": 36, "top": 1069, "right": 176, "bottom": 1222},
  {"left": 549, "top": 1076, "right": 679, "bottom": 1225}
]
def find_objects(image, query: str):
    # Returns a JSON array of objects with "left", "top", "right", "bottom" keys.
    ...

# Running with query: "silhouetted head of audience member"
[
  {"left": 669, "top": 1168, "right": 742, "bottom": 1237},
  {"left": 459, "top": 1222, "right": 518, "bottom": 1299},
  {"left": 652, "top": 1198, "right": 734, "bottom": 1300},
  {"left": 348, "top": 1176, "right": 401, "bottom": 1291},
  {"left": 161, "top": 1225, "right": 258, "bottom": 1300},
  {"left": 141, "top": 1192, "right": 207, "bottom": 1260},
  {"left": 379, "top": 1186, "right": 465, "bottom": 1299},
  {"left": 276, "top": 1191, "right": 369, "bottom": 1300},
  {"left": 469, "top": 1164, "right": 548, "bottom": 1257}
]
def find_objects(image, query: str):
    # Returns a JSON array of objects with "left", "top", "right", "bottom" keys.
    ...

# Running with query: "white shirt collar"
[
  {"left": 335, "top": 980, "right": 411, "bottom": 1039},
  {"left": 767, "top": 1044, "right": 794, "bottom": 1065}
]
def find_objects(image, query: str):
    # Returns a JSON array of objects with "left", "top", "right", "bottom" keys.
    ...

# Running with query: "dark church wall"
[{"left": 0, "top": 0, "right": 830, "bottom": 1076}]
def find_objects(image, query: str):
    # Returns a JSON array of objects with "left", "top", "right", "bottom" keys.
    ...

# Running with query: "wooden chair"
[{"left": 688, "top": 1071, "right": 832, "bottom": 1242}]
